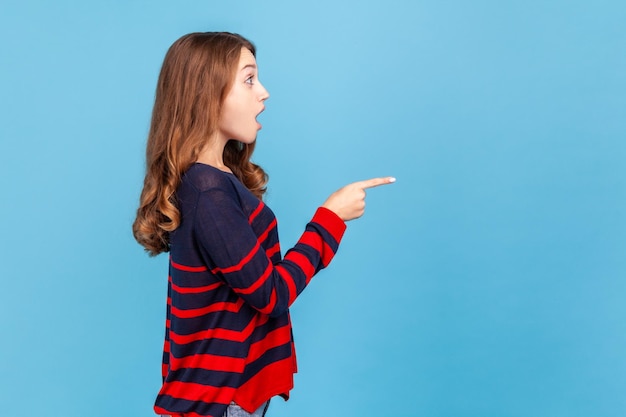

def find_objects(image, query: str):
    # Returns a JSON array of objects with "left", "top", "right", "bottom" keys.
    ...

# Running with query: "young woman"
[{"left": 133, "top": 32, "right": 394, "bottom": 417}]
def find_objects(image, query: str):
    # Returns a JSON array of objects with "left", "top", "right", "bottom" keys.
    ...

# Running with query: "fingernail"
[{"left": 389, "top": 177, "right": 396, "bottom": 183}]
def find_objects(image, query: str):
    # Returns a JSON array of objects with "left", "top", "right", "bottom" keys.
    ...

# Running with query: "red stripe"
[
  {"left": 319, "top": 240, "right": 335, "bottom": 267},
  {"left": 157, "top": 381, "right": 236, "bottom": 407},
  {"left": 232, "top": 261, "right": 272, "bottom": 295},
  {"left": 233, "top": 357, "right": 295, "bottom": 412},
  {"left": 297, "top": 230, "right": 335, "bottom": 267},
  {"left": 171, "top": 260, "right": 208, "bottom": 272},
  {"left": 162, "top": 332, "right": 170, "bottom": 382},
  {"left": 171, "top": 281, "right": 222, "bottom": 294},
  {"left": 258, "top": 218, "right": 277, "bottom": 244},
  {"left": 169, "top": 352, "right": 246, "bottom": 373},
  {"left": 284, "top": 250, "right": 316, "bottom": 284},
  {"left": 297, "top": 230, "right": 324, "bottom": 252},
  {"left": 211, "top": 241, "right": 260, "bottom": 275},
  {"left": 169, "top": 315, "right": 269, "bottom": 344},
  {"left": 275, "top": 264, "right": 297, "bottom": 305},
  {"left": 247, "top": 325, "right": 292, "bottom": 364},
  {"left": 248, "top": 201, "right": 265, "bottom": 223},
  {"left": 171, "top": 298, "right": 244, "bottom": 319},
  {"left": 298, "top": 231, "right": 335, "bottom": 267},
  {"left": 266, "top": 242, "right": 281, "bottom": 258}
]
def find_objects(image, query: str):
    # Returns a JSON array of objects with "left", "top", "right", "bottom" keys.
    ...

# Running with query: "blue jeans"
[
  {"left": 159, "top": 400, "right": 270, "bottom": 417},
  {"left": 224, "top": 400, "right": 270, "bottom": 417}
]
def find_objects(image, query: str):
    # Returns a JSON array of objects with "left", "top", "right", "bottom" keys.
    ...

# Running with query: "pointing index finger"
[{"left": 356, "top": 176, "right": 396, "bottom": 190}]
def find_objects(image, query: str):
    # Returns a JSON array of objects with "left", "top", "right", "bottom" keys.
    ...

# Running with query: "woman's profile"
[{"left": 133, "top": 31, "right": 394, "bottom": 417}]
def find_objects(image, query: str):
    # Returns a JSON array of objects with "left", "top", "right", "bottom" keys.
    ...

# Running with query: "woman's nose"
[{"left": 259, "top": 82, "right": 270, "bottom": 101}]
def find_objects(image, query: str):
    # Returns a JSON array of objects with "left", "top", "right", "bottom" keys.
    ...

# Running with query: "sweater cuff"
[{"left": 312, "top": 207, "right": 347, "bottom": 243}]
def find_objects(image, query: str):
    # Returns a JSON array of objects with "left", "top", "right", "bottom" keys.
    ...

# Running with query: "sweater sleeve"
[{"left": 193, "top": 187, "right": 346, "bottom": 318}]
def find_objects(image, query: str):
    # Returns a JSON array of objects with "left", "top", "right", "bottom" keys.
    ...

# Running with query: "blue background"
[{"left": 1, "top": 1, "right": 624, "bottom": 416}]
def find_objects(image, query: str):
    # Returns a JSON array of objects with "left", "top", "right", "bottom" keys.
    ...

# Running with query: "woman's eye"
[{"left": 245, "top": 76, "right": 254, "bottom": 85}]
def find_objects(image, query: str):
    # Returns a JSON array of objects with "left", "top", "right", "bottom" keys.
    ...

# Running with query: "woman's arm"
[{"left": 194, "top": 188, "right": 345, "bottom": 317}]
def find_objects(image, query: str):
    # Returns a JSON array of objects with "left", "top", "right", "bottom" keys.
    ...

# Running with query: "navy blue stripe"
[
  {"left": 170, "top": 308, "right": 255, "bottom": 335},
  {"left": 156, "top": 394, "right": 229, "bottom": 417},
  {"left": 168, "top": 268, "right": 223, "bottom": 288},
  {"left": 239, "top": 343, "right": 292, "bottom": 385},
  {"left": 171, "top": 337, "right": 249, "bottom": 359},
  {"left": 278, "top": 256, "right": 310, "bottom": 294},
  {"left": 307, "top": 221, "right": 340, "bottom": 252},
  {"left": 166, "top": 366, "right": 242, "bottom": 387},
  {"left": 249, "top": 316, "right": 290, "bottom": 344},
  {"left": 170, "top": 287, "right": 239, "bottom": 312}
]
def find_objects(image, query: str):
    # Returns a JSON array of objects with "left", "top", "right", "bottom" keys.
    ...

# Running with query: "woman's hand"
[{"left": 322, "top": 177, "right": 396, "bottom": 222}]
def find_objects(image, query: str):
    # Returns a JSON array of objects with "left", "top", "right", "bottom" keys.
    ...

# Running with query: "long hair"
[{"left": 133, "top": 32, "right": 268, "bottom": 256}]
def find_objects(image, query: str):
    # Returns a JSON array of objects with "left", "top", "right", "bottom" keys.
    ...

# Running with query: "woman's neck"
[{"left": 196, "top": 135, "right": 232, "bottom": 173}]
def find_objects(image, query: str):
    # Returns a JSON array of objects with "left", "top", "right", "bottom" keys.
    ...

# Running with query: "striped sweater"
[{"left": 154, "top": 163, "right": 346, "bottom": 417}]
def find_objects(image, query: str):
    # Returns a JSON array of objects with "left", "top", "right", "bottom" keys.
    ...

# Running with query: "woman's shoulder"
[{"left": 182, "top": 163, "right": 238, "bottom": 194}]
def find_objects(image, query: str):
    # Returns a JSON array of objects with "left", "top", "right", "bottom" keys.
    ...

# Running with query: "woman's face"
[{"left": 218, "top": 47, "right": 270, "bottom": 144}]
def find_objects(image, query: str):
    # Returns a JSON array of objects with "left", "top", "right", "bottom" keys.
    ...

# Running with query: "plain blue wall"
[{"left": 1, "top": 1, "right": 624, "bottom": 416}]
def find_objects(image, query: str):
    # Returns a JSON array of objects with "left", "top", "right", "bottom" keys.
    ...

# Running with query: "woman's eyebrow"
[{"left": 241, "top": 64, "right": 257, "bottom": 71}]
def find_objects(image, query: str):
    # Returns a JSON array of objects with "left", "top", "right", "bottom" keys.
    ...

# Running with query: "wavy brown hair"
[{"left": 133, "top": 32, "right": 268, "bottom": 256}]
